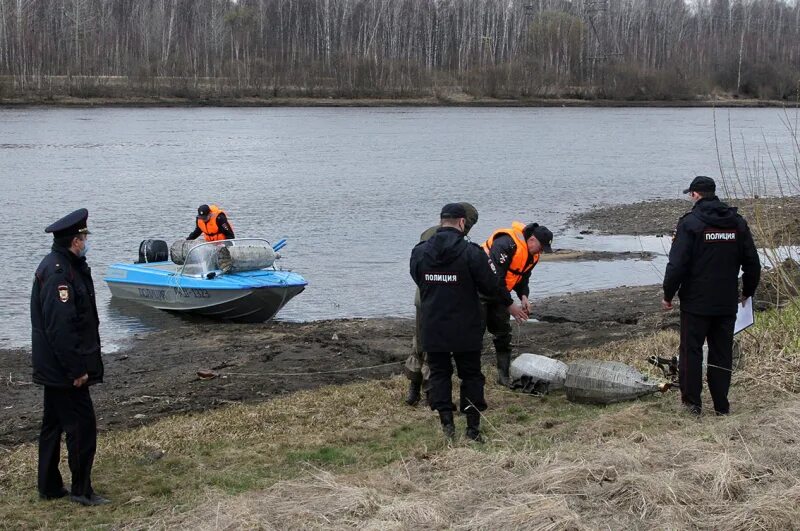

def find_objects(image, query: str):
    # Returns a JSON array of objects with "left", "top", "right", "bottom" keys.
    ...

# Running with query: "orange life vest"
[
  {"left": 197, "top": 205, "right": 232, "bottom": 242},
  {"left": 482, "top": 221, "right": 540, "bottom": 291}
]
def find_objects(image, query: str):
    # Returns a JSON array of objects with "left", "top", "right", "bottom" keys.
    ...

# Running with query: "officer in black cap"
[
  {"left": 403, "top": 202, "right": 479, "bottom": 407},
  {"left": 481, "top": 221, "right": 553, "bottom": 386},
  {"left": 663, "top": 176, "right": 761, "bottom": 416},
  {"left": 31, "top": 208, "right": 110, "bottom": 505},
  {"left": 410, "top": 203, "right": 507, "bottom": 442}
]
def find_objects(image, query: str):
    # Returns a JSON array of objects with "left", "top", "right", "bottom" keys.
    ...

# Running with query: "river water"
[{"left": 1, "top": 107, "right": 795, "bottom": 350}]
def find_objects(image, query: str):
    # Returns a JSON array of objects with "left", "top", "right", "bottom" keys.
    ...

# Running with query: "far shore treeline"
[{"left": 0, "top": 0, "right": 799, "bottom": 103}]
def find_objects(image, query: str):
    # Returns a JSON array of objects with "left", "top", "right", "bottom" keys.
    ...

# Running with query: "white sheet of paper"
[{"left": 734, "top": 297, "right": 754, "bottom": 335}]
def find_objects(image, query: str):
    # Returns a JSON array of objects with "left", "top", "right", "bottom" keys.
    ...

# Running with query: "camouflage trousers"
[
  {"left": 404, "top": 337, "right": 430, "bottom": 381},
  {"left": 404, "top": 291, "right": 430, "bottom": 382}
]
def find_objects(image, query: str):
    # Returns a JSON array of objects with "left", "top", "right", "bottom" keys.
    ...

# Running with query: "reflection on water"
[
  {"left": 106, "top": 298, "right": 182, "bottom": 335},
  {"left": 1, "top": 107, "right": 794, "bottom": 349},
  {"left": 103, "top": 298, "right": 181, "bottom": 352}
]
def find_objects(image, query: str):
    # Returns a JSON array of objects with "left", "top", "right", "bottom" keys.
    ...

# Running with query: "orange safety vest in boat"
[
  {"left": 197, "top": 205, "right": 232, "bottom": 242},
  {"left": 482, "top": 221, "right": 540, "bottom": 291}
]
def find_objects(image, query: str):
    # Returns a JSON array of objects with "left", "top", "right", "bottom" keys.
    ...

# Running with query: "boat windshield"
[{"left": 179, "top": 238, "right": 275, "bottom": 277}]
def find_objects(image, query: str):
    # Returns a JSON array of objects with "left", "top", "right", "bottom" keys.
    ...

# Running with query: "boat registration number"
[
  {"left": 137, "top": 287, "right": 210, "bottom": 300},
  {"left": 174, "top": 287, "right": 211, "bottom": 299}
]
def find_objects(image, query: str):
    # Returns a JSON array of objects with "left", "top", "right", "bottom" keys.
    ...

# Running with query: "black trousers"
[
  {"left": 38, "top": 386, "right": 97, "bottom": 497},
  {"left": 482, "top": 301, "right": 512, "bottom": 354},
  {"left": 427, "top": 351, "right": 487, "bottom": 413},
  {"left": 679, "top": 311, "right": 736, "bottom": 414}
]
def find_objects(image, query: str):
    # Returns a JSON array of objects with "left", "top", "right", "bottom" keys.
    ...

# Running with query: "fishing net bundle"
[
  {"left": 170, "top": 240, "right": 276, "bottom": 273},
  {"left": 565, "top": 360, "right": 661, "bottom": 404}
]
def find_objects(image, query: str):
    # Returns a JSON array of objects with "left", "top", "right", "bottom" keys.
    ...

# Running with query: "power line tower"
[{"left": 583, "top": 0, "right": 622, "bottom": 81}]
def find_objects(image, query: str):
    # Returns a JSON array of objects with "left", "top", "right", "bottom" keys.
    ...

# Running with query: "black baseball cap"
[
  {"left": 198, "top": 204, "right": 211, "bottom": 217},
  {"left": 523, "top": 223, "right": 553, "bottom": 253},
  {"left": 440, "top": 203, "right": 467, "bottom": 219},
  {"left": 45, "top": 208, "right": 91, "bottom": 239},
  {"left": 683, "top": 176, "right": 716, "bottom": 194}
]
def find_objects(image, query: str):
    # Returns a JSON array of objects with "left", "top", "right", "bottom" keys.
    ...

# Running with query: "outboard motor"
[{"left": 137, "top": 239, "right": 169, "bottom": 263}]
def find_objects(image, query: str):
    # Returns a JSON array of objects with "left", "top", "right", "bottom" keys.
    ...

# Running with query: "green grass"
[
  {"left": 0, "top": 373, "right": 622, "bottom": 529},
  {"left": 752, "top": 300, "right": 800, "bottom": 351},
  {"left": 286, "top": 446, "right": 358, "bottom": 466},
  {"left": 2, "top": 301, "right": 798, "bottom": 528}
]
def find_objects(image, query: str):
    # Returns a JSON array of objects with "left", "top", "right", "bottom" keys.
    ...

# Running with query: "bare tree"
[{"left": 0, "top": 0, "right": 797, "bottom": 100}]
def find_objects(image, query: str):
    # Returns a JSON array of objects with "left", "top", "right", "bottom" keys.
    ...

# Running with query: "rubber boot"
[
  {"left": 496, "top": 351, "right": 511, "bottom": 387},
  {"left": 465, "top": 411, "right": 484, "bottom": 443},
  {"left": 404, "top": 373, "right": 423, "bottom": 406},
  {"left": 438, "top": 410, "right": 455, "bottom": 440}
]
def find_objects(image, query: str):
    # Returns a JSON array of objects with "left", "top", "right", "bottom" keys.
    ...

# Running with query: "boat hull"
[{"left": 105, "top": 262, "right": 307, "bottom": 323}]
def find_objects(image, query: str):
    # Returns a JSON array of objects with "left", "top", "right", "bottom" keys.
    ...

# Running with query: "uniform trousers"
[
  {"left": 426, "top": 351, "right": 487, "bottom": 413},
  {"left": 481, "top": 301, "right": 513, "bottom": 354},
  {"left": 38, "top": 386, "right": 97, "bottom": 498},
  {"left": 679, "top": 311, "right": 736, "bottom": 414}
]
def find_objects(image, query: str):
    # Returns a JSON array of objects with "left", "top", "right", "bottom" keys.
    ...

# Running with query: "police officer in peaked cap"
[
  {"left": 662, "top": 176, "right": 761, "bottom": 416},
  {"left": 403, "top": 202, "right": 479, "bottom": 407},
  {"left": 409, "top": 203, "right": 507, "bottom": 442},
  {"left": 31, "top": 208, "right": 110, "bottom": 506}
]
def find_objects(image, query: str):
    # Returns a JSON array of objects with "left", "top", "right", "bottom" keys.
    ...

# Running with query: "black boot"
[
  {"left": 496, "top": 351, "right": 511, "bottom": 387},
  {"left": 465, "top": 411, "right": 484, "bottom": 443},
  {"left": 404, "top": 373, "right": 423, "bottom": 406},
  {"left": 438, "top": 410, "right": 455, "bottom": 440}
]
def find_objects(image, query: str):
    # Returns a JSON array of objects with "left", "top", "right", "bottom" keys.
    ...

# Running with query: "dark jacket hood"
[
  {"left": 692, "top": 197, "right": 738, "bottom": 229},
  {"left": 424, "top": 227, "right": 467, "bottom": 267}
]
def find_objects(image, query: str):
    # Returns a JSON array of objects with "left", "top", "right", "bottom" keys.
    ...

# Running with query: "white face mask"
[{"left": 79, "top": 240, "right": 91, "bottom": 257}]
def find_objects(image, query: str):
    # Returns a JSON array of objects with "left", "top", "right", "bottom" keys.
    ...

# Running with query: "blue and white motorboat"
[{"left": 104, "top": 238, "right": 307, "bottom": 323}]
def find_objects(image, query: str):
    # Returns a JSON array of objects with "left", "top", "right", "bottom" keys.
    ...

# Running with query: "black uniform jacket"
[
  {"left": 663, "top": 197, "right": 761, "bottom": 316},
  {"left": 410, "top": 227, "right": 506, "bottom": 352},
  {"left": 413, "top": 225, "right": 440, "bottom": 309},
  {"left": 487, "top": 234, "right": 533, "bottom": 305},
  {"left": 31, "top": 245, "right": 103, "bottom": 388}
]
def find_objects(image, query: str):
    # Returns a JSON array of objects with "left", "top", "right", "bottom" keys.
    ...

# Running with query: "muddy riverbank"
[
  {"left": 0, "top": 284, "right": 673, "bottom": 447},
  {"left": 569, "top": 196, "right": 800, "bottom": 246}
]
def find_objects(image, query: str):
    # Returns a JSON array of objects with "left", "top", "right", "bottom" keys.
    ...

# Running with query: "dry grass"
[
  {"left": 560, "top": 329, "right": 680, "bottom": 372},
  {"left": 736, "top": 302, "right": 800, "bottom": 393},
  {"left": 2, "top": 305, "right": 798, "bottom": 529},
  {"left": 149, "top": 393, "right": 800, "bottom": 530},
  {"left": 122, "top": 306, "right": 799, "bottom": 530},
  {"left": 0, "top": 363, "right": 620, "bottom": 529},
  {"left": 3, "top": 321, "right": 797, "bottom": 530}
]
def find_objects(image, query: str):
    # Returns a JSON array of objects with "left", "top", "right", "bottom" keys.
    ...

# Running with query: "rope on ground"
[{"left": 215, "top": 361, "right": 401, "bottom": 378}]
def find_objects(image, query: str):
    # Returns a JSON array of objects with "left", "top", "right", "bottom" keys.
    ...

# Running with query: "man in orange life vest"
[
  {"left": 188, "top": 204, "right": 235, "bottom": 241},
  {"left": 482, "top": 222, "right": 553, "bottom": 386}
]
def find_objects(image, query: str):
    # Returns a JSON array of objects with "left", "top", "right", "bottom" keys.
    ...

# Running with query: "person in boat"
[
  {"left": 662, "top": 176, "right": 761, "bottom": 416},
  {"left": 30, "top": 208, "right": 110, "bottom": 506},
  {"left": 482, "top": 221, "right": 553, "bottom": 387},
  {"left": 188, "top": 204, "right": 235, "bottom": 241},
  {"left": 410, "top": 203, "right": 507, "bottom": 442},
  {"left": 404, "top": 202, "right": 479, "bottom": 407}
]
